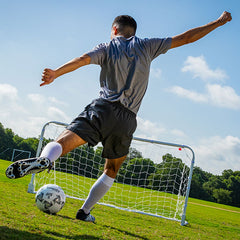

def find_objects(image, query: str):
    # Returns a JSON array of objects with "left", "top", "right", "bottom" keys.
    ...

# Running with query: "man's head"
[{"left": 111, "top": 15, "right": 137, "bottom": 39}]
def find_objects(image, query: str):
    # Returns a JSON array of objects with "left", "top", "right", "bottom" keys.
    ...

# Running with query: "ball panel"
[{"left": 35, "top": 184, "right": 66, "bottom": 214}]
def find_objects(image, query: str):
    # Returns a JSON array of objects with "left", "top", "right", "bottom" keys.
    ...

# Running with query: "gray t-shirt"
[{"left": 87, "top": 36, "right": 172, "bottom": 114}]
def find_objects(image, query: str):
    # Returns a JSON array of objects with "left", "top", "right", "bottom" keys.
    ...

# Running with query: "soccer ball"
[{"left": 35, "top": 184, "right": 66, "bottom": 214}]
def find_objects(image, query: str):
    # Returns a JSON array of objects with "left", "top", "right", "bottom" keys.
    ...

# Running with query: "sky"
[{"left": 0, "top": 0, "right": 239, "bottom": 175}]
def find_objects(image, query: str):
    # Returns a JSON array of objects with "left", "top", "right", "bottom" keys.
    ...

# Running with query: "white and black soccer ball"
[{"left": 35, "top": 184, "right": 66, "bottom": 214}]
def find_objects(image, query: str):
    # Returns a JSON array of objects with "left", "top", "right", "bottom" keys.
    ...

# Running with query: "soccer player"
[{"left": 6, "top": 12, "right": 232, "bottom": 222}]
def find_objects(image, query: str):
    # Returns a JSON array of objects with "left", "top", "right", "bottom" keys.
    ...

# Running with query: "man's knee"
[
  {"left": 104, "top": 156, "right": 126, "bottom": 178},
  {"left": 104, "top": 161, "right": 117, "bottom": 177},
  {"left": 56, "top": 129, "right": 87, "bottom": 156}
]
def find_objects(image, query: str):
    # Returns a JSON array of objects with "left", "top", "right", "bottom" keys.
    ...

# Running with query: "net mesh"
[{"left": 32, "top": 121, "right": 194, "bottom": 223}]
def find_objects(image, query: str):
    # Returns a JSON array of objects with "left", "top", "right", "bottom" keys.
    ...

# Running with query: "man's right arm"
[
  {"left": 40, "top": 54, "right": 91, "bottom": 87},
  {"left": 170, "top": 11, "right": 232, "bottom": 49}
]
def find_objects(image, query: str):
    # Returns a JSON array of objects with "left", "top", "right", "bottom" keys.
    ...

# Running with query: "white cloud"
[
  {"left": 48, "top": 97, "right": 67, "bottom": 106},
  {"left": 150, "top": 68, "right": 163, "bottom": 79},
  {"left": 47, "top": 106, "right": 70, "bottom": 122},
  {"left": 169, "top": 86, "right": 207, "bottom": 103},
  {"left": 194, "top": 136, "right": 240, "bottom": 174},
  {"left": 182, "top": 55, "right": 228, "bottom": 82},
  {"left": 0, "top": 83, "right": 70, "bottom": 138},
  {"left": 0, "top": 84, "right": 27, "bottom": 119},
  {"left": 136, "top": 117, "right": 166, "bottom": 140},
  {"left": 168, "top": 56, "right": 240, "bottom": 110},
  {"left": 28, "top": 93, "right": 43, "bottom": 103},
  {"left": 28, "top": 94, "right": 68, "bottom": 107},
  {"left": 206, "top": 84, "right": 240, "bottom": 110},
  {"left": 136, "top": 116, "right": 186, "bottom": 141},
  {"left": 12, "top": 116, "right": 49, "bottom": 138},
  {"left": 168, "top": 84, "right": 240, "bottom": 110},
  {"left": 170, "top": 129, "right": 186, "bottom": 137},
  {"left": 0, "top": 83, "right": 18, "bottom": 101}
]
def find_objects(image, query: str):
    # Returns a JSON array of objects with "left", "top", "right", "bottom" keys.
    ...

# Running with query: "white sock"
[
  {"left": 81, "top": 173, "right": 114, "bottom": 214},
  {"left": 40, "top": 142, "right": 62, "bottom": 162}
]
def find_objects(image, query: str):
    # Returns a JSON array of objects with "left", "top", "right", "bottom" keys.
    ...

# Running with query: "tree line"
[
  {"left": 0, "top": 122, "right": 239, "bottom": 208},
  {"left": 0, "top": 123, "right": 38, "bottom": 161}
]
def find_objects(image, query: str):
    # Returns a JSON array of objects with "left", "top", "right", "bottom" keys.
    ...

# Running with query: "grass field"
[{"left": 0, "top": 159, "right": 240, "bottom": 240}]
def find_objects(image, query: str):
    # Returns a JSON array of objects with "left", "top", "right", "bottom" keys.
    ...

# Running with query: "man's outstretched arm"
[
  {"left": 171, "top": 11, "right": 232, "bottom": 49},
  {"left": 40, "top": 54, "right": 91, "bottom": 86}
]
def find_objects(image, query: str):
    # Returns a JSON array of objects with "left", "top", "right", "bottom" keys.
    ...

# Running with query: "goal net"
[
  {"left": 28, "top": 121, "right": 195, "bottom": 225},
  {"left": 11, "top": 149, "right": 31, "bottom": 162}
]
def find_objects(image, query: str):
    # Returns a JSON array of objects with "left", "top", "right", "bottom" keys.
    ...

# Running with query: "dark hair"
[{"left": 112, "top": 15, "right": 137, "bottom": 38}]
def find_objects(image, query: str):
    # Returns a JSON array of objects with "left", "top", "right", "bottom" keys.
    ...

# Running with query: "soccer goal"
[
  {"left": 28, "top": 121, "right": 195, "bottom": 225},
  {"left": 11, "top": 149, "right": 31, "bottom": 162}
]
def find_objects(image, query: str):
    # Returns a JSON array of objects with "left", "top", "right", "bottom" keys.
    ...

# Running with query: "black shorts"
[{"left": 67, "top": 98, "right": 137, "bottom": 159}]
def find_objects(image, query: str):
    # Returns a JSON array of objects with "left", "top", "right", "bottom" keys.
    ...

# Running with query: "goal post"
[{"left": 28, "top": 121, "right": 195, "bottom": 226}]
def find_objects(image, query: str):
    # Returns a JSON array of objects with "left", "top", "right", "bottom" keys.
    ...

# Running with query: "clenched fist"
[
  {"left": 217, "top": 11, "right": 232, "bottom": 26},
  {"left": 41, "top": 68, "right": 56, "bottom": 86}
]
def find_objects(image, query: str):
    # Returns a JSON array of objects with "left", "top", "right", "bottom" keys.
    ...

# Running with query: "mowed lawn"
[{"left": 0, "top": 159, "right": 239, "bottom": 240}]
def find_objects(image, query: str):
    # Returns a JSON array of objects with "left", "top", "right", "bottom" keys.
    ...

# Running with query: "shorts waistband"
[{"left": 100, "top": 98, "right": 136, "bottom": 117}]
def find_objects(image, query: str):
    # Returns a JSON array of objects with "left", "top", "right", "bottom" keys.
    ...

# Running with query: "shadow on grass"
[
  {"left": 0, "top": 226, "right": 55, "bottom": 240},
  {"left": 103, "top": 225, "right": 150, "bottom": 240},
  {"left": 0, "top": 226, "right": 104, "bottom": 240},
  {"left": 57, "top": 213, "right": 75, "bottom": 220},
  {"left": 45, "top": 230, "right": 104, "bottom": 240}
]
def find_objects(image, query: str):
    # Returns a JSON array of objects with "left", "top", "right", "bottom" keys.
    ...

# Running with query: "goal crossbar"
[{"left": 28, "top": 121, "right": 195, "bottom": 226}]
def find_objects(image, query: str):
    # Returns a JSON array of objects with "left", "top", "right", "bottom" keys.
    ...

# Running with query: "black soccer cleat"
[
  {"left": 76, "top": 209, "right": 96, "bottom": 223},
  {"left": 5, "top": 157, "right": 51, "bottom": 179}
]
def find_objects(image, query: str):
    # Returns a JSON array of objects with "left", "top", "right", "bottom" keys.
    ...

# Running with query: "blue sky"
[{"left": 0, "top": 0, "right": 239, "bottom": 174}]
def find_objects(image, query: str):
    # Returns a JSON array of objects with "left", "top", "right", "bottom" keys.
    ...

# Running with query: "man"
[{"left": 6, "top": 12, "right": 232, "bottom": 222}]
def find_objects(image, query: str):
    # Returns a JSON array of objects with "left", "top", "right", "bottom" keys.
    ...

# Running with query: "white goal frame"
[{"left": 28, "top": 121, "right": 195, "bottom": 226}]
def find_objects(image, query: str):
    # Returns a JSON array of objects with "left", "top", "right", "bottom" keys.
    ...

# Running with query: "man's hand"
[
  {"left": 41, "top": 68, "right": 56, "bottom": 87},
  {"left": 217, "top": 11, "right": 232, "bottom": 26},
  {"left": 171, "top": 11, "right": 232, "bottom": 49}
]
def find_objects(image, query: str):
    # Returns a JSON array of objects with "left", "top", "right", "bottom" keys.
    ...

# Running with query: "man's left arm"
[
  {"left": 170, "top": 11, "right": 232, "bottom": 49},
  {"left": 41, "top": 54, "right": 91, "bottom": 87}
]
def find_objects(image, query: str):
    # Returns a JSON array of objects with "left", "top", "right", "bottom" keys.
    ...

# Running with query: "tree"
[
  {"left": 148, "top": 154, "right": 189, "bottom": 195},
  {"left": 213, "top": 188, "right": 232, "bottom": 205},
  {"left": 189, "top": 167, "right": 213, "bottom": 201},
  {"left": 128, "top": 147, "right": 143, "bottom": 159},
  {"left": 222, "top": 169, "right": 234, "bottom": 180},
  {"left": 120, "top": 157, "right": 155, "bottom": 187},
  {"left": 0, "top": 123, "right": 12, "bottom": 160},
  {"left": 226, "top": 174, "right": 240, "bottom": 207},
  {"left": 202, "top": 175, "right": 226, "bottom": 202}
]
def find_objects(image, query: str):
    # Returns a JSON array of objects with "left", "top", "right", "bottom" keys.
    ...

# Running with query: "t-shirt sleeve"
[
  {"left": 86, "top": 43, "right": 107, "bottom": 65},
  {"left": 145, "top": 37, "right": 172, "bottom": 60}
]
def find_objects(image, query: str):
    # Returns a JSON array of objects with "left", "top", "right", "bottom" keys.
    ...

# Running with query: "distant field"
[{"left": 1, "top": 159, "right": 240, "bottom": 240}]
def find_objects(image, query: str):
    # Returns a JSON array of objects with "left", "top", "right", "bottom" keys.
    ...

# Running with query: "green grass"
[{"left": 1, "top": 159, "right": 240, "bottom": 240}]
